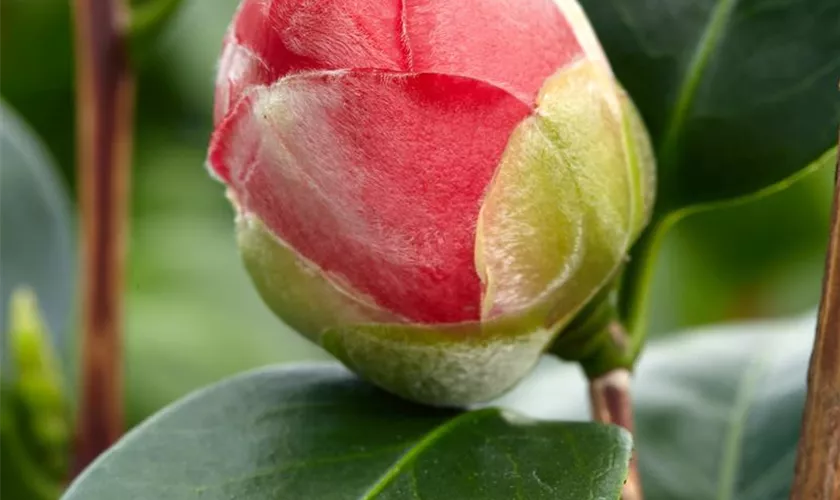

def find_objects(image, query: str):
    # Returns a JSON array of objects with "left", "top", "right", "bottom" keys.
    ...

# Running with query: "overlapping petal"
[
  {"left": 477, "top": 60, "right": 636, "bottom": 328},
  {"left": 209, "top": 0, "right": 656, "bottom": 404},
  {"left": 210, "top": 70, "right": 531, "bottom": 323},
  {"left": 215, "top": 0, "right": 603, "bottom": 120}
]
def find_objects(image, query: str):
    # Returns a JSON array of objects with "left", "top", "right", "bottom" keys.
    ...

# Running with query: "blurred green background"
[{"left": 0, "top": 0, "right": 833, "bottom": 430}]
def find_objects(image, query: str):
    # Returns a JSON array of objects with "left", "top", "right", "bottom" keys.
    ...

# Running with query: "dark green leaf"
[
  {"left": 64, "top": 365, "right": 631, "bottom": 500},
  {"left": 0, "top": 102, "right": 74, "bottom": 359},
  {"left": 497, "top": 314, "right": 815, "bottom": 500},
  {"left": 581, "top": 0, "right": 839, "bottom": 210},
  {"left": 0, "top": 0, "right": 75, "bottom": 173}
]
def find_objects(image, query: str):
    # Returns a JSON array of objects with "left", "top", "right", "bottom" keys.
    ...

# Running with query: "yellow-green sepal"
[
  {"left": 239, "top": 213, "right": 553, "bottom": 405},
  {"left": 321, "top": 310, "right": 552, "bottom": 406},
  {"left": 546, "top": 75, "right": 658, "bottom": 377},
  {"left": 236, "top": 207, "right": 402, "bottom": 344}
]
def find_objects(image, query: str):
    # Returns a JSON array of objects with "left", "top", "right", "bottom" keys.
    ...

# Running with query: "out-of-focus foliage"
[
  {"left": 0, "top": 102, "right": 75, "bottom": 359},
  {"left": 130, "top": 0, "right": 186, "bottom": 51},
  {"left": 0, "top": 0, "right": 75, "bottom": 178},
  {"left": 647, "top": 158, "right": 834, "bottom": 336},
  {"left": 126, "top": 132, "right": 326, "bottom": 423},
  {"left": 0, "top": 97, "right": 75, "bottom": 500},
  {"left": 1, "top": 0, "right": 325, "bottom": 426},
  {"left": 1, "top": 290, "right": 70, "bottom": 500},
  {"left": 498, "top": 312, "right": 818, "bottom": 500},
  {"left": 0, "top": 0, "right": 832, "bottom": 425},
  {"left": 124, "top": 0, "right": 329, "bottom": 422}
]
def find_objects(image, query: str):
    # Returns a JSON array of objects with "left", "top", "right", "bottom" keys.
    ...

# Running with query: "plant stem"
[
  {"left": 72, "top": 0, "right": 134, "bottom": 474},
  {"left": 618, "top": 213, "right": 679, "bottom": 359},
  {"left": 589, "top": 322, "right": 643, "bottom": 500},
  {"left": 791, "top": 143, "right": 840, "bottom": 499}
]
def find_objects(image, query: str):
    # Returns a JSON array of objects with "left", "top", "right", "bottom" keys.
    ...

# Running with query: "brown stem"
[
  {"left": 791, "top": 143, "right": 840, "bottom": 499},
  {"left": 72, "top": 0, "right": 134, "bottom": 474},
  {"left": 590, "top": 323, "right": 643, "bottom": 500}
]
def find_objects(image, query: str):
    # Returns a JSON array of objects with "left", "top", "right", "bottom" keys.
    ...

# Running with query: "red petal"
[
  {"left": 244, "top": 0, "right": 406, "bottom": 73},
  {"left": 209, "top": 70, "right": 531, "bottom": 323},
  {"left": 214, "top": 40, "right": 272, "bottom": 125},
  {"left": 403, "top": 0, "right": 585, "bottom": 102},
  {"left": 216, "top": 0, "right": 588, "bottom": 122}
]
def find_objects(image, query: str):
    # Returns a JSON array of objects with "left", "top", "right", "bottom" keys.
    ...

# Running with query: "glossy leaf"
[
  {"left": 0, "top": 102, "right": 74, "bottom": 359},
  {"left": 580, "top": 0, "right": 839, "bottom": 211},
  {"left": 496, "top": 313, "right": 816, "bottom": 500},
  {"left": 65, "top": 365, "right": 631, "bottom": 500}
]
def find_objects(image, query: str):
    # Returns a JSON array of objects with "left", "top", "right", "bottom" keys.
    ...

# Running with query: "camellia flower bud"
[{"left": 208, "top": 0, "right": 655, "bottom": 405}]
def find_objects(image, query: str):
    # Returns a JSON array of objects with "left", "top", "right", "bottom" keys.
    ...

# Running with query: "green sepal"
[{"left": 547, "top": 277, "right": 633, "bottom": 378}]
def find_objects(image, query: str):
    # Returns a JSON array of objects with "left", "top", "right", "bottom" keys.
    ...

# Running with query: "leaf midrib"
[
  {"left": 657, "top": 0, "right": 740, "bottom": 167},
  {"left": 716, "top": 343, "right": 773, "bottom": 500},
  {"left": 360, "top": 408, "right": 497, "bottom": 499}
]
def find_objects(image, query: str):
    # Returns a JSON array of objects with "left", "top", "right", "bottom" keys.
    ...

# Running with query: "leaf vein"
[
  {"left": 360, "top": 409, "right": 498, "bottom": 499},
  {"left": 716, "top": 344, "right": 773, "bottom": 500},
  {"left": 657, "top": 0, "right": 741, "bottom": 166}
]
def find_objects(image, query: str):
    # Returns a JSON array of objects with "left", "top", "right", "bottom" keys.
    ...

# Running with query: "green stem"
[
  {"left": 617, "top": 212, "right": 681, "bottom": 360},
  {"left": 560, "top": 212, "right": 682, "bottom": 377}
]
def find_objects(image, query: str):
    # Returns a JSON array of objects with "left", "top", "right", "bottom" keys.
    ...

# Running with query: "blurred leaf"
[
  {"left": 0, "top": 0, "right": 72, "bottom": 95},
  {"left": 130, "top": 0, "right": 185, "bottom": 48},
  {"left": 0, "top": 102, "right": 75, "bottom": 362},
  {"left": 0, "top": 0, "right": 75, "bottom": 173},
  {"left": 151, "top": 0, "right": 239, "bottom": 117},
  {"left": 496, "top": 313, "right": 816, "bottom": 500},
  {"left": 645, "top": 149, "right": 836, "bottom": 335},
  {"left": 64, "top": 365, "right": 631, "bottom": 500},
  {"left": 125, "top": 135, "right": 326, "bottom": 425},
  {"left": 581, "top": 0, "right": 839, "bottom": 211},
  {"left": 1, "top": 289, "right": 70, "bottom": 500},
  {"left": 617, "top": 147, "right": 835, "bottom": 343}
]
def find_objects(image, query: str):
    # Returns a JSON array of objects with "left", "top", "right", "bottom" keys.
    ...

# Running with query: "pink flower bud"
[{"left": 209, "top": 0, "right": 655, "bottom": 405}]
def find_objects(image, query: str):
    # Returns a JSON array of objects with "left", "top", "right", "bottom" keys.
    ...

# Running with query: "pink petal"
[
  {"left": 215, "top": 0, "right": 594, "bottom": 122},
  {"left": 214, "top": 40, "right": 272, "bottom": 125},
  {"left": 209, "top": 70, "right": 531, "bottom": 323},
  {"left": 403, "top": 0, "right": 585, "bottom": 102},
  {"left": 215, "top": 0, "right": 405, "bottom": 122}
]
